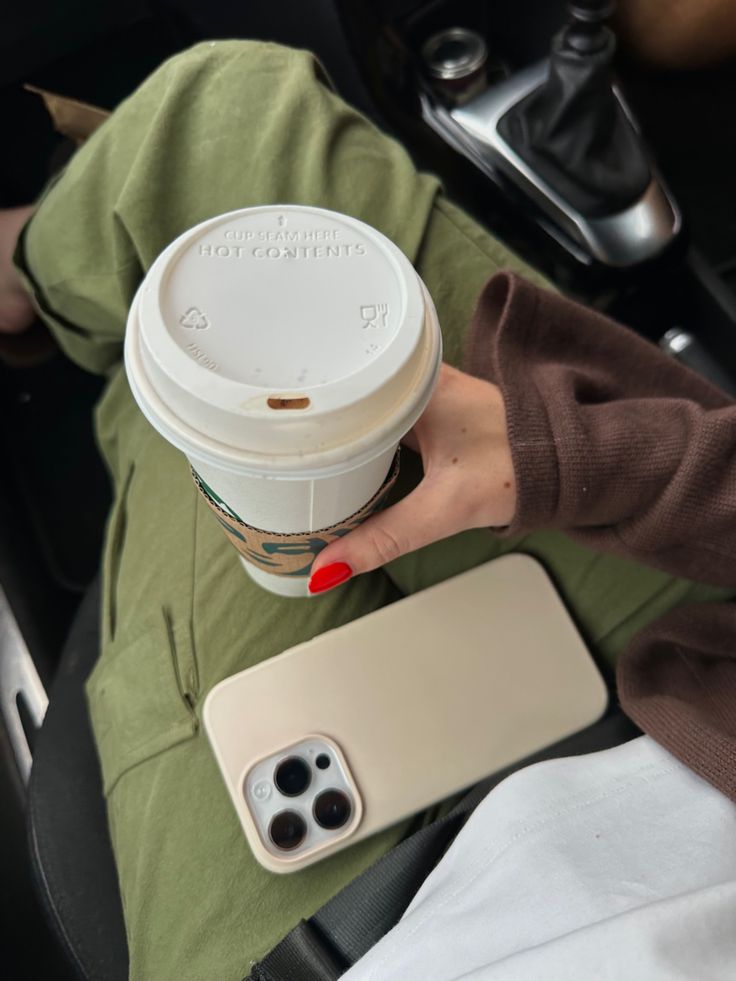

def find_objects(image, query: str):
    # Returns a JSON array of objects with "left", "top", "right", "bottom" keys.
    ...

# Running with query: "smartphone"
[{"left": 203, "top": 554, "right": 608, "bottom": 873}]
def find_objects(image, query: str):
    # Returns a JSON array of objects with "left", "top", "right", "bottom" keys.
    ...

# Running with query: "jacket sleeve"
[{"left": 464, "top": 272, "right": 736, "bottom": 587}]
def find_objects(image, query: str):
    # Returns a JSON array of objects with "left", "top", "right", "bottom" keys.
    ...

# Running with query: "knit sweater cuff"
[{"left": 463, "top": 272, "right": 561, "bottom": 534}]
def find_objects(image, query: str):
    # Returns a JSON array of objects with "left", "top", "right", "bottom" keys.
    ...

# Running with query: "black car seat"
[{"left": 27, "top": 579, "right": 129, "bottom": 981}]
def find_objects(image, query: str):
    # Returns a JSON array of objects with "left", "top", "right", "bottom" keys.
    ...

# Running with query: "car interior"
[{"left": 2, "top": 1, "right": 736, "bottom": 978}]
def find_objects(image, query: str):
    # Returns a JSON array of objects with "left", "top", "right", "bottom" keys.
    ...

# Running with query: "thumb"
[{"left": 308, "top": 476, "right": 456, "bottom": 594}]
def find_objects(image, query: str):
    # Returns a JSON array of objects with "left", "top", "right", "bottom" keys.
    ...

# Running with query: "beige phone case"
[{"left": 203, "top": 554, "right": 608, "bottom": 873}]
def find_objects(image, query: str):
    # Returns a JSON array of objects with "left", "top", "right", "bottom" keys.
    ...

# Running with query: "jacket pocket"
[{"left": 86, "top": 606, "right": 199, "bottom": 796}]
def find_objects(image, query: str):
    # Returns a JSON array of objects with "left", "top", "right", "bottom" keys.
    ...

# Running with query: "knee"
[
  {"left": 132, "top": 38, "right": 332, "bottom": 142},
  {"left": 151, "top": 39, "right": 323, "bottom": 94}
]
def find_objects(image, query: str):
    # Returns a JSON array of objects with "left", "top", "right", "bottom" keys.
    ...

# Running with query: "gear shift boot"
[{"left": 498, "top": 31, "right": 650, "bottom": 218}]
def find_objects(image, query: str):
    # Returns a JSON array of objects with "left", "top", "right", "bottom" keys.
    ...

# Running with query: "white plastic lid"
[{"left": 125, "top": 206, "right": 442, "bottom": 477}]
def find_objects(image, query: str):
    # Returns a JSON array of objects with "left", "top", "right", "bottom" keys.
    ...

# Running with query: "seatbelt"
[{"left": 245, "top": 712, "right": 639, "bottom": 981}]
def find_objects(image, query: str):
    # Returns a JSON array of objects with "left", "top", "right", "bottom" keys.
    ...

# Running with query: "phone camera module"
[
  {"left": 313, "top": 789, "right": 352, "bottom": 830},
  {"left": 274, "top": 756, "right": 312, "bottom": 797},
  {"left": 269, "top": 810, "right": 307, "bottom": 851}
]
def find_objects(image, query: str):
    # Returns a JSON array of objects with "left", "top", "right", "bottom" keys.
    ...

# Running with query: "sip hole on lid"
[{"left": 267, "top": 397, "right": 311, "bottom": 410}]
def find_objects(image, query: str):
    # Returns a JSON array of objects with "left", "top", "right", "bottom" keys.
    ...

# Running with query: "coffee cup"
[{"left": 124, "top": 205, "right": 442, "bottom": 597}]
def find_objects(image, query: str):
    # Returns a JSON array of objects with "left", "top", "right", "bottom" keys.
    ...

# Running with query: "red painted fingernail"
[{"left": 308, "top": 562, "right": 353, "bottom": 594}]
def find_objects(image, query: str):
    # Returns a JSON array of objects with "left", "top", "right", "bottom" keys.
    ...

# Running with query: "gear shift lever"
[{"left": 418, "top": 4, "right": 681, "bottom": 266}]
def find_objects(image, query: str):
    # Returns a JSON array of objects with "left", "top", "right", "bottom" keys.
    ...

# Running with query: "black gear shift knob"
[
  {"left": 567, "top": 0, "right": 616, "bottom": 21},
  {"left": 564, "top": 2, "right": 616, "bottom": 54}
]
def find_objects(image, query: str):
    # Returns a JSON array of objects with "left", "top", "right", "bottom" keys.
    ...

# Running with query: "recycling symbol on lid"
[{"left": 180, "top": 307, "right": 210, "bottom": 330}]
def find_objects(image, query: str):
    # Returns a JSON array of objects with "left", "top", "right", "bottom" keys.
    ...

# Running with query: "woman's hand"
[
  {"left": 308, "top": 363, "right": 517, "bottom": 593},
  {"left": 0, "top": 206, "right": 36, "bottom": 334}
]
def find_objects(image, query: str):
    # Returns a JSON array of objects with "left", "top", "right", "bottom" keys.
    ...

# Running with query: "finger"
[{"left": 308, "top": 475, "right": 462, "bottom": 593}]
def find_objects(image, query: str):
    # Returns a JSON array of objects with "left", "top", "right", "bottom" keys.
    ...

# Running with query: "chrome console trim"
[{"left": 0, "top": 585, "right": 48, "bottom": 784}]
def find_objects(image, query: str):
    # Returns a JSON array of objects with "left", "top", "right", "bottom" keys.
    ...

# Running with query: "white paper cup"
[{"left": 124, "top": 205, "right": 442, "bottom": 596}]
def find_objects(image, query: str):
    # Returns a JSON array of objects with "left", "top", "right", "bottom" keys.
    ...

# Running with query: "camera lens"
[
  {"left": 274, "top": 756, "right": 311, "bottom": 797},
  {"left": 313, "top": 789, "right": 352, "bottom": 830},
  {"left": 269, "top": 810, "right": 307, "bottom": 851},
  {"left": 315, "top": 754, "right": 331, "bottom": 770}
]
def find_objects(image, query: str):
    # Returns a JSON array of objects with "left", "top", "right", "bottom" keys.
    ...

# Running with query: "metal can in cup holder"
[{"left": 422, "top": 27, "right": 492, "bottom": 105}]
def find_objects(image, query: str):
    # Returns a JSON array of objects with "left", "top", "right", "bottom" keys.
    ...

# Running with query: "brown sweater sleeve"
[
  {"left": 617, "top": 601, "right": 736, "bottom": 801},
  {"left": 464, "top": 272, "right": 736, "bottom": 587}
]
